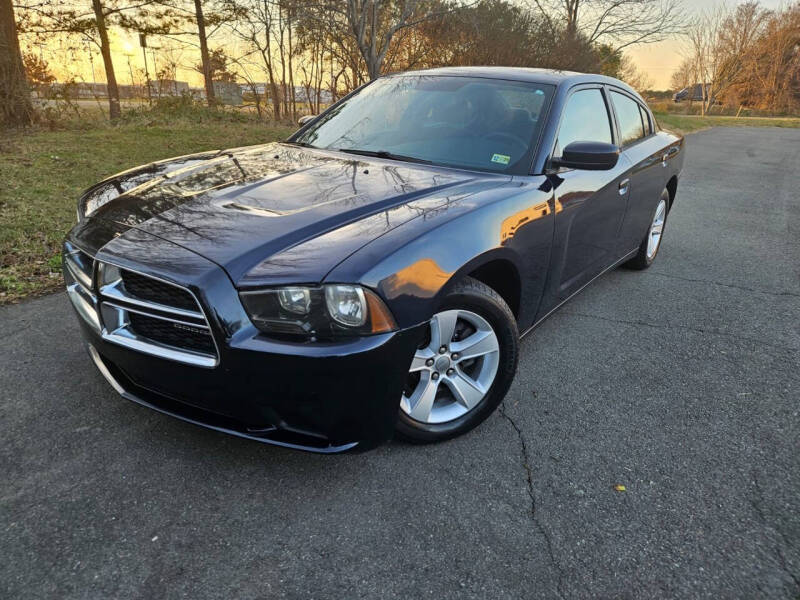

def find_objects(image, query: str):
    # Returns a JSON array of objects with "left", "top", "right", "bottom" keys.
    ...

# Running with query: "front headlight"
[
  {"left": 325, "top": 285, "right": 366, "bottom": 326},
  {"left": 240, "top": 284, "right": 397, "bottom": 340},
  {"left": 277, "top": 287, "right": 312, "bottom": 315}
]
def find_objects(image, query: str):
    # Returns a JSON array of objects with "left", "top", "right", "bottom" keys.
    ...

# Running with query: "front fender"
[{"left": 325, "top": 176, "right": 555, "bottom": 330}]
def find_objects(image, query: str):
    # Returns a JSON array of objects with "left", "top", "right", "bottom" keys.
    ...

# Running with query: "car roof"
[{"left": 385, "top": 66, "right": 642, "bottom": 100}]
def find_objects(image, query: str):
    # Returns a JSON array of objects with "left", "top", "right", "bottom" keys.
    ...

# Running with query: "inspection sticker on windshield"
[{"left": 491, "top": 153, "right": 511, "bottom": 165}]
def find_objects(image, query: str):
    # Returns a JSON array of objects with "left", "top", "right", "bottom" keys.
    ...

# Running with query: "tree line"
[
  {"left": 4, "top": 0, "right": 683, "bottom": 127},
  {"left": 671, "top": 1, "right": 800, "bottom": 115}
]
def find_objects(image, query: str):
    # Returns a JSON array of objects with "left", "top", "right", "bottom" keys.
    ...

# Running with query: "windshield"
[{"left": 293, "top": 75, "right": 555, "bottom": 175}]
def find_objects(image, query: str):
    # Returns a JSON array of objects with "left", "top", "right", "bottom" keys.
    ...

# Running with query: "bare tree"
[
  {"left": 230, "top": 55, "right": 266, "bottom": 117},
  {"left": 1, "top": 0, "right": 32, "bottom": 127},
  {"left": 684, "top": 3, "right": 767, "bottom": 114},
  {"left": 227, "top": 0, "right": 286, "bottom": 119},
  {"left": 90, "top": 0, "right": 122, "bottom": 118},
  {"left": 723, "top": 3, "right": 799, "bottom": 112},
  {"left": 752, "top": 4, "right": 800, "bottom": 112},
  {"left": 343, "top": 0, "right": 451, "bottom": 80},
  {"left": 293, "top": 1, "right": 369, "bottom": 93},
  {"left": 294, "top": 30, "right": 327, "bottom": 114},
  {"left": 669, "top": 57, "right": 693, "bottom": 92},
  {"left": 193, "top": 0, "right": 216, "bottom": 103},
  {"left": 529, "top": 0, "right": 685, "bottom": 55},
  {"left": 685, "top": 11, "right": 717, "bottom": 115}
]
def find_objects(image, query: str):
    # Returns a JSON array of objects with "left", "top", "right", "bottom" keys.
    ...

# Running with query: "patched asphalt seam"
[
  {"left": 498, "top": 400, "right": 566, "bottom": 599},
  {"left": 751, "top": 470, "right": 800, "bottom": 593}
]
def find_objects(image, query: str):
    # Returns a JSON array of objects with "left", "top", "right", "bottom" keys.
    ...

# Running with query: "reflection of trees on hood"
[{"left": 85, "top": 143, "right": 466, "bottom": 248}]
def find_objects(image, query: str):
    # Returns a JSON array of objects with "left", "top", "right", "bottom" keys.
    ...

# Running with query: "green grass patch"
[
  {"left": 0, "top": 117, "right": 293, "bottom": 304},
  {"left": 655, "top": 113, "right": 800, "bottom": 135}
]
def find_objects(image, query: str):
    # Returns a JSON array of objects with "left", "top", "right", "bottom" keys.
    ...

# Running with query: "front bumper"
[
  {"left": 63, "top": 225, "right": 424, "bottom": 454},
  {"left": 78, "top": 314, "right": 423, "bottom": 453}
]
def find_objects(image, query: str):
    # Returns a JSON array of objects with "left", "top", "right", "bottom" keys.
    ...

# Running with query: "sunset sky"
[
  {"left": 629, "top": 41, "right": 686, "bottom": 90},
  {"left": 22, "top": 0, "right": 788, "bottom": 91},
  {"left": 629, "top": 0, "right": 786, "bottom": 88}
]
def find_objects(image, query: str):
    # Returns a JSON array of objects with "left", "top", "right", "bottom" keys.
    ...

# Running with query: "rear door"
[
  {"left": 608, "top": 88, "right": 667, "bottom": 253},
  {"left": 540, "top": 85, "right": 633, "bottom": 311}
]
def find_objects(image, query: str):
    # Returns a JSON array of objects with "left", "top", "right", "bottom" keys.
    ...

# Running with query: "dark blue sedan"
[{"left": 64, "top": 67, "right": 684, "bottom": 452}]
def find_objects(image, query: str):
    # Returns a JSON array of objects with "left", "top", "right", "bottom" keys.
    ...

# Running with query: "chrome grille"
[
  {"left": 64, "top": 242, "right": 100, "bottom": 332},
  {"left": 121, "top": 270, "right": 198, "bottom": 312},
  {"left": 128, "top": 311, "right": 216, "bottom": 355},
  {"left": 64, "top": 247, "right": 94, "bottom": 290},
  {"left": 63, "top": 241, "right": 218, "bottom": 367}
]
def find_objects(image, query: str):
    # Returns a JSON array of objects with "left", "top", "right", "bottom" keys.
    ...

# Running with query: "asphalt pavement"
[{"left": 2, "top": 126, "right": 799, "bottom": 599}]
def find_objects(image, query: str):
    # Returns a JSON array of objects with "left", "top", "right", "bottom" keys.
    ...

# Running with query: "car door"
[
  {"left": 538, "top": 86, "right": 633, "bottom": 313},
  {"left": 608, "top": 88, "right": 668, "bottom": 253}
]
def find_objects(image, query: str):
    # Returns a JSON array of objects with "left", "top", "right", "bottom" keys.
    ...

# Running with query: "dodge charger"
[{"left": 63, "top": 67, "right": 684, "bottom": 452}]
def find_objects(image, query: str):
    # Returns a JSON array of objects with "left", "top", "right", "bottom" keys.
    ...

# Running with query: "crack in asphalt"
[
  {"left": 498, "top": 400, "right": 566, "bottom": 599},
  {"left": 561, "top": 311, "right": 800, "bottom": 355},
  {"left": 649, "top": 271, "right": 800, "bottom": 299},
  {"left": 750, "top": 470, "right": 800, "bottom": 593}
]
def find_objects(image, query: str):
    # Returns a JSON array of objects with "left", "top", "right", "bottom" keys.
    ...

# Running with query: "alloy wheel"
[
  {"left": 400, "top": 309, "right": 500, "bottom": 424},
  {"left": 647, "top": 198, "right": 667, "bottom": 260}
]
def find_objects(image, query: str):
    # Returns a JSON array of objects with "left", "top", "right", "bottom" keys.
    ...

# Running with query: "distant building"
[
  {"left": 294, "top": 86, "right": 333, "bottom": 105},
  {"left": 36, "top": 82, "right": 112, "bottom": 99},
  {"left": 213, "top": 81, "right": 243, "bottom": 105},
  {"left": 149, "top": 79, "right": 190, "bottom": 97},
  {"left": 118, "top": 84, "right": 147, "bottom": 99},
  {"left": 191, "top": 82, "right": 243, "bottom": 105},
  {"left": 238, "top": 83, "right": 333, "bottom": 105},
  {"left": 73, "top": 82, "right": 110, "bottom": 98},
  {"left": 240, "top": 82, "right": 270, "bottom": 96}
]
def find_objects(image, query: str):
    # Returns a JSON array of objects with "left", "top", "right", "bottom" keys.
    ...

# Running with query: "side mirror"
[
  {"left": 297, "top": 114, "right": 316, "bottom": 127},
  {"left": 551, "top": 141, "right": 620, "bottom": 171}
]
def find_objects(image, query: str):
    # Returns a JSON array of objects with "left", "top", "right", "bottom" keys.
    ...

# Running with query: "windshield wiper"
[
  {"left": 336, "top": 148, "right": 433, "bottom": 165},
  {"left": 284, "top": 141, "right": 316, "bottom": 148}
]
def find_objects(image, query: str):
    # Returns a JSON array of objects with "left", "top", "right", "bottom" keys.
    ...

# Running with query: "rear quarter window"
[
  {"left": 610, "top": 91, "right": 646, "bottom": 146},
  {"left": 639, "top": 104, "right": 653, "bottom": 135}
]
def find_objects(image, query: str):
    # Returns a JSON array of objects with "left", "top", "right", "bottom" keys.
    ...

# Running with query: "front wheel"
[{"left": 395, "top": 277, "right": 519, "bottom": 443}]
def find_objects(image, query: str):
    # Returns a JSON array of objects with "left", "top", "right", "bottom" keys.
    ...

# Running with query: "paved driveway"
[{"left": 2, "top": 127, "right": 799, "bottom": 599}]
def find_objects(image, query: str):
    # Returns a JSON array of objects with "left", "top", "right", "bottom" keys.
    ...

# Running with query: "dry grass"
[{"left": 654, "top": 112, "right": 800, "bottom": 135}]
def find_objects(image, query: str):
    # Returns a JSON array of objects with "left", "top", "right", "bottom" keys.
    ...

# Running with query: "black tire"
[
  {"left": 395, "top": 277, "right": 519, "bottom": 443},
  {"left": 624, "top": 187, "right": 670, "bottom": 270}
]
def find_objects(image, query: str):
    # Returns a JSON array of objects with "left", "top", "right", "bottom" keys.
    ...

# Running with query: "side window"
[
  {"left": 611, "top": 91, "right": 645, "bottom": 146},
  {"left": 639, "top": 104, "right": 652, "bottom": 135},
  {"left": 557, "top": 89, "right": 612, "bottom": 153}
]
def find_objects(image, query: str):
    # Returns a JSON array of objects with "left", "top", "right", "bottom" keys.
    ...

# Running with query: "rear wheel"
[
  {"left": 625, "top": 188, "right": 669, "bottom": 270},
  {"left": 395, "top": 277, "right": 518, "bottom": 443}
]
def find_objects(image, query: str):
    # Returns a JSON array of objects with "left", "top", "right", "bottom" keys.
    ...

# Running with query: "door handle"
[
  {"left": 618, "top": 178, "right": 630, "bottom": 195},
  {"left": 662, "top": 146, "right": 678, "bottom": 166}
]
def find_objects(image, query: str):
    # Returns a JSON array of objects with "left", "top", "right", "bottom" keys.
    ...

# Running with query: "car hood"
[{"left": 81, "top": 143, "right": 509, "bottom": 285}]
